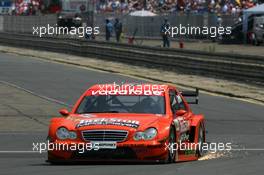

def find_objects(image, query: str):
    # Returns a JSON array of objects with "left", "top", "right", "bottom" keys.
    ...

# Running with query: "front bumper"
[{"left": 47, "top": 140, "right": 168, "bottom": 162}]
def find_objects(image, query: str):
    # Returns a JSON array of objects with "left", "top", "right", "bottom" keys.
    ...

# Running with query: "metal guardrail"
[{"left": 0, "top": 32, "right": 263, "bottom": 85}]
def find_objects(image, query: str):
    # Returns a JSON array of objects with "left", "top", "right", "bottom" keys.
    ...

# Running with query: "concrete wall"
[
  {"left": 2, "top": 15, "right": 57, "bottom": 33},
  {"left": 0, "top": 16, "right": 3, "bottom": 31}
]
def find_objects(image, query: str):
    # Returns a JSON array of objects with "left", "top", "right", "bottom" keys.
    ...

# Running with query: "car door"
[{"left": 169, "top": 89, "right": 190, "bottom": 134}]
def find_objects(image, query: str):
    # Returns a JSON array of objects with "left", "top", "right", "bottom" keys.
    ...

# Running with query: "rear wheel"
[
  {"left": 197, "top": 124, "right": 205, "bottom": 157},
  {"left": 166, "top": 127, "right": 176, "bottom": 163}
]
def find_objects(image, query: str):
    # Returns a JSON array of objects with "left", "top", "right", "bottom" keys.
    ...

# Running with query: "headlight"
[
  {"left": 144, "top": 128, "right": 158, "bottom": 140},
  {"left": 133, "top": 132, "right": 144, "bottom": 141},
  {"left": 69, "top": 131, "right": 77, "bottom": 139},
  {"left": 133, "top": 128, "right": 157, "bottom": 141},
  {"left": 56, "top": 127, "right": 77, "bottom": 140}
]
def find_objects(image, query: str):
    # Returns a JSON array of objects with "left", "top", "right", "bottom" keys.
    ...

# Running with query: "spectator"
[
  {"left": 121, "top": 0, "right": 128, "bottom": 12},
  {"left": 114, "top": 18, "right": 123, "bottom": 42},
  {"left": 160, "top": 18, "right": 170, "bottom": 47},
  {"left": 111, "top": 0, "right": 121, "bottom": 11},
  {"left": 105, "top": 19, "right": 113, "bottom": 41}
]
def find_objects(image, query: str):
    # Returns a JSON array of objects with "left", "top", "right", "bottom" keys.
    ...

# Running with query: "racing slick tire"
[
  {"left": 163, "top": 126, "right": 177, "bottom": 163},
  {"left": 197, "top": 123, "right": 205, "bottom": 157}
]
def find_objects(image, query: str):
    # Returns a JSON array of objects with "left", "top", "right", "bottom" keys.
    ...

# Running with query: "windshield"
[{"left": 76, "top": 95, "right": 165, "bottom": 114}]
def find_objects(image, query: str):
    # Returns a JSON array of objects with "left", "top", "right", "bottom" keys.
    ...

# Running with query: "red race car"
[{"left": 47, "top": 83, "right": 205, "bottom": 163}]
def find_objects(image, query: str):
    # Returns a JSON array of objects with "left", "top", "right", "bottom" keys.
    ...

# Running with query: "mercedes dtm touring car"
[{"left": 47, "top": 84, "right": 205, "bottom": 163}]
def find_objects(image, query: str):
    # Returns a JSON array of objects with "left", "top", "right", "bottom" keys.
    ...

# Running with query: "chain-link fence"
[
  {"left": 91, "top": 13, "right": 238, "bottom": 39},
  {"left": 0, "top": 13, "right": 238, "bottom": 39},
  {"left": 2, "top": 15, "right": 57, "bottom": 33}
]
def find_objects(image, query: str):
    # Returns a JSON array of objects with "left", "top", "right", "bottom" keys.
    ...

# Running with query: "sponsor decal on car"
[
  {"left": 180, "top": 133, "right": 189, "bottom": 141},
  {"left": 184, "top": 149, "right": 196, "bottom": 155},
  {"left": 177, "top": 117, "right": 190, "bottom": 133},
  {"left": 91, "top": 141, "right": 117, "bottom": 149},
  {"left": 76, "top": 118, "right": 140, "bottom": 128},
  {"left": 91, "top": 83, "right": 166, "bottom": 96}
]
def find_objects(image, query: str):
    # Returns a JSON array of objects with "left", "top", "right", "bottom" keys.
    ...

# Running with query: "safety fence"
[
  {"left": 1, "top": 15, "right": 57, "bottom": 33},
  {"left": 92, "top": 13, "right": 238, "bottom": 38},
  {"left": 0, "top": 14, "right": 238, "bottom": 39}
]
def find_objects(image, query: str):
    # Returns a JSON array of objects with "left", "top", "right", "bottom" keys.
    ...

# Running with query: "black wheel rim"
[{"left": 169, "top": 130, "right": 176, "bottom": 161}]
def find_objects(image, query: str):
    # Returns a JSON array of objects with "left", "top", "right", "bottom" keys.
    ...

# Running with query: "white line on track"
[
  {"left": 0, "top": 151, "right": 46, "bottom": 153},
  {"left": 1, "top": 149, "right": 264, "bottom": 153},
  {"left": 0, "top": 80, "right": 71, "bottom": 107},
  {"left": 231, "top": 148, "right": 264, "bottom": 151}
]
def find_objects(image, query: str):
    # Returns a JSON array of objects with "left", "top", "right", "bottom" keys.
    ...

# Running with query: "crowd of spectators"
[
  {"left": 10, "top": 0, "right": 60, "bottom": 15},
  {"left": 9, "top": 0, "right": 263, "bottom": 16},
  {"left": 11, "top": 0, "right": 42, "bottom": 15},
  {"left": 96, "top": 0, "right": 262, "bottom": 15}
]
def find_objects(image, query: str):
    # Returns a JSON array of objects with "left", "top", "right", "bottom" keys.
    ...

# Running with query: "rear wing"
[{"left": 181, "top": 88, "right": 199, "bottom": 104}]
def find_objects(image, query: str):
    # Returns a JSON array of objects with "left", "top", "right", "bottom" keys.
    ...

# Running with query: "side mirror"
[
  {"left": 59, "top": 109, "right": 69, "bottom": 117},
  {"left": 176, "top": 109, "right": 187, "bottom": 116}
]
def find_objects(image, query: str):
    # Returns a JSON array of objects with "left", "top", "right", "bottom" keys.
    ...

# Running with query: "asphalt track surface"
[{"left": 0, "top": 52, "right": 264, "bottom": 175}]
